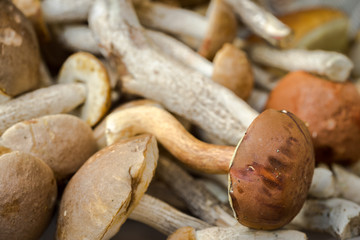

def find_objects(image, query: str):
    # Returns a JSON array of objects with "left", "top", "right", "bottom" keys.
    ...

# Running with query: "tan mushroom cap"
[
  {"left": 58, "top": 52, "right": 111, "bottom": 126},
  {"left": 229, "top": 109, "right": 315, "bottom": 230},
  {"left": 0, "top": 151, "right": 57, "bottom": 240},
  {"left": 168, "top": 226, "right": 196, "bottom": 240},
  {"left": 278, "top": 7, "right": 349, "bottom": 52},
  {"left": 57, "top": 134, "right": 158, "bottom": 240},
  {"left": 212, "top": 43, "right": 254, "bottom": 100},
  {"left": 0, "top": 0, "right": 40, "bottom": 97},
  {"left": 198, "top": 0, "right": 237, "bottom": 60},
  {"left": 0, "top": 114, "right": 98, "bottom": 181}
]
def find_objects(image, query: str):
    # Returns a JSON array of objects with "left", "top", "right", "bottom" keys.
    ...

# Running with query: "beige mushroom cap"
[
  {"left": 198, "top": 0, "right": 237, "bottom": 60},
  {"left": 57, "top": 134, "right": 158, "bottom": 240},
  {"left": 212, "top": 43, "right": 254, "bottom": 100},
  {"left": 58, "top": 52, "right": 111, "bottom": 126},
  {"left": 0, "top": 151, "right": 57, "bottom": 240},
  {"left": 0, "top": 114, "right": 98, "bottom": 181},
  {"left": 0, "top": 0, "right": 40, "bottom": 97}
]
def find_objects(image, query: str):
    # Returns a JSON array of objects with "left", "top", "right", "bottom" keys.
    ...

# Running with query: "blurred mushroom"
[
  {"left": 0, "top": 51, "right": 111, "bottom": 133},
  {"left": 0, "top": 114, "right": 98, "bottom": 181},
  {"left": 266, "top": 71, "right": 360, "bottom": 164},
  {"left": 168, "top": 226, "right": 307, "bottom": 240},
  {"left": 350, "top": 32, "right": 360, "bottom": 78},
  {"left": 0, "top": 0, "right": 41, "bottom": 97},
  {"left": 134, "top": 0, "right": 237, "bottom": 59},
  {"left": 105, "top": 101, "right": 315, "bottom": 230},
  {"left": 0, "top": 150, "right": 57, "bottom": 240},
  {"left": 249, "top": 45, "right": 353, "bottom": 82}
]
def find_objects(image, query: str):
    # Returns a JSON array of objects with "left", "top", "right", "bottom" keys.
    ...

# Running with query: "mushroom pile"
[{"left": 1, "top": 0, "right": 360, "bottom": 240}]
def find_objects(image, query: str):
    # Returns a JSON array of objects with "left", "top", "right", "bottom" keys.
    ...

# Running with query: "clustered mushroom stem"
[
  {"left": 249, "top": 45, "right": 354, "bottom": 82},
  {"left": 333, "top": 164, "right": 360, "bottom": 204},
  {"left": 90, "top": 0, "right": 258, "bottom": 145},
  {"left": 129, "top": 194, "right": 211, "bottom": 235},
  {"left": 291, "top": 198, "right": 360, "bottom": 239},
  {"left": 157, "top": 155, "right": 238, "bottom": 227},
  {"left": 225, "top": 0, "right": 292, "bottom": 47},
  {"left": 0, "top": 83, "right": 86, "bottom": 134}
]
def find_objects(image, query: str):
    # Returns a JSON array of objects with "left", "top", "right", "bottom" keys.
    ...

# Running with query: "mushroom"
[
  {"left": 0, "top": 114, "right": 98, "bottom": 181},
  {"left": 249, "top": 45, "right": 354, "bottom": 82},
  {"left": 0, "top": 0, "right": 41, "bottom": 97},
  {"left": 167, "top": 226, "right": 307, "bottom": 240},
  {"left": 105, "top": 101, "right": 315, "bottom": 229},
  {"left": 0, "top": 51, "right": 111, "bottom": 133},
  {"left": 0, "top": 150, "right": 57, "bottom": 240},
  {"left": 57, "top": 134, "right": 210, "bottom": 239},
  {"left": 350, "top": 32, "right": 360, "bottom": 78},
  {"left": 333, "top": 164, "right": 360, "bottom": 205},
  {"left": 134, "top": 0, "right": 237, "bottom": 59},
  {"left": 89, "top": 0, "right": 258, "bottom": 145},
  {"left": 266, "top": 71, "right": 360, "bottom": 164},
  {"left": 291, "top": 198, "right": 360, "bottom": 240},
  {"left": 309, "top": 165, "right": 337, "bottom": 199}
]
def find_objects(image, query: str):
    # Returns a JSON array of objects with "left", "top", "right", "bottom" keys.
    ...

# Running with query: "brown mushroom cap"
[
  {"left": 0, "top": 151, "right": 57, "bottom": 240},
  {"left": 56, "top": 134, "right": 158, "bottom": 240},
  {"left": 266, "top": 71, "right": 360, "bottom": 164},
  {"left": 228, "top": 109, "right": 315, "bottom": 230},
  {"left": 0, "top": 114, "right": 98, "bottom": 181},
  {"left": 0, "top": 0, "right": 40, "bottom": 97},
  {"left": 212, "top": 43, "right": 254, "bottom": 100},
  {"left": 198, "top": 0, "right": 237, "bottom": 60}
]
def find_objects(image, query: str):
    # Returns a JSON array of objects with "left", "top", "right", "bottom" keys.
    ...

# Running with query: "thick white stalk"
[
  {"left": 89, "top": 0, "right": 258, "bottom": 145},
  {"left": 41, "top": 0, "right": 93, "bottom": 22}
]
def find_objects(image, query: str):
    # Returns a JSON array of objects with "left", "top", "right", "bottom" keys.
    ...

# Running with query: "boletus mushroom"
[
  {"left": 105, "top": 102, "right": 315, "bottom": 230},
  {"left": 266, "top": 71, "right": 360, "bottom": 164}
]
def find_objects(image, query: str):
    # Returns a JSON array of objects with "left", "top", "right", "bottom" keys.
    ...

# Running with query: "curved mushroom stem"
[
  {"left": 106, "top": 104, "right": 234, "bottom": 174},
  {"left": 130, "top": 194, "right": 211, "bottom": 235},
  {"left": 249, "top": 45, "right": 353, "bottom": 82},
  {"left": 89, "top": 0, "right": 258, "bottom": 145},
  {"left": 291, "top": 198, "right": 360, "bottom": 240},
  {"left": 225, "top": 0, "right": 292, "bottom": 47},
  {"left": 157, "top": 155, "right": 237, "bottom": 226}
]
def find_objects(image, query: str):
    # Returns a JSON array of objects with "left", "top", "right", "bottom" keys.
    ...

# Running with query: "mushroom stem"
[
  {"left": 157, "top": 155, "right": 238, "bottom": 226},
  {"left": 41, "top": 0, "right": 92, "bottom": 23},
  {"left": 252, "top": 65, "right": 279, "bottom": 91},
  {"left": 309, "top": 165, "right": 338, "bottom": 199},
  {"left": 129, "top": 194, "right": 211, "bottom": 235},
  {"left": 291, "top": 198, "right": 360, "bottom": 240},
  {"left": 333, "top": 164, "right": 360, "bottom": 205},
  {"left": 249, "top": 45, "right": 353, "bottom": 82},
  {"left": 0, "top": 83, "right": 86, "bottom": 134},
  {"left": 106, "top": 105, "right": 234, "bottom": 173},
  {"left": 225, "top": 0, "right": 292, "bottom": 47},
  {"left": 90, "top": 0, "right": 258, "bottom": 145}
]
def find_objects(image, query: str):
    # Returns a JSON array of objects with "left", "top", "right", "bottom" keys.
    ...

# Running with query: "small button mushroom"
[
  {"left": 0, "top": 0, "right": 41, "bottom": 97},
  {"left": 266, "top": 71, "right": 360, "bottom": 164},
  {"left": 0, "top": 150, "right": 57, "bottom": 240},
  {"left": 0, "top": 114, "right": 98, "bottom": 181},
  {"left": 105, "top": 103, "right": 315, "bottom": 230},
  {"left": 0, "top": 51, "right": 111, "bottom": 134}
]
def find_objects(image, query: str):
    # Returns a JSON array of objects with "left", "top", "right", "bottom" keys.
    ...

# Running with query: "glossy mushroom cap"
[
  {"left": 266, "top": 71, "right": 360, "bottom": 164},
  {"left": 229, "top": 109, "right": 315, "bottom": 230}
]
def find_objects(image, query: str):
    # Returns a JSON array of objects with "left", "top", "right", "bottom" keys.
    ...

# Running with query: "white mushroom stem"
[
  {"left": 225, "top": 0, "right": 292, "bottom": 47},
  {"left": 157, "top": 155, "right": 238, "bottom": 227},
  {"left": 0, "top": 83, "right": 86, "bottom": 134},
  {"left": 196, "top": 178, "right": 229, "bottom": 204},
  {"left": 249, "top": 45, "right": 354, "bottom": 82},
  {"left": 0, "top": 91, "right": 11, "bottom": 104},
  {"left": 130, "top": 194, "right": 211, "bottom": 235},
  {"left": 194, "top": 226, "right": 307, "bottom": 240},
  {"left": 291, "top": 198, "right": 360, "bottom": 240},
  {"left": 246, "top": 89, "right": 269, "bottom": 113},
  {"left": 350, "top": 159, "right": 360, "bottom": 176},
  {"left": 252, "top": 65, "right": 279, "bottom": 91},
  {"left": 333, "top": 164, "right": 360, "bottom": 205},
  {"left": 89, "top": 0, "right": 258, "bottom": 145},
  {"left": 308, "top": 165, "right": 338, "bottom": 199}
]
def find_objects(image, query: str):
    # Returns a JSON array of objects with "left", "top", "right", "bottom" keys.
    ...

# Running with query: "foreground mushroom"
[{"left": 105, "top": 102, "right": 315, "bottom": 230}]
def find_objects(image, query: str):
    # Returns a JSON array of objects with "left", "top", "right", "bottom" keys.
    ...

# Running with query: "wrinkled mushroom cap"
[
  {"left": 0, "top": 0, "right": 40, "bottom": 97},
  {"left": 58, "top": 52, "right": 111, "bottom": 126},
  {"left": 57, "top": 134, "right": 158, "bottom": 240},
  {"left": 266, "top": 71, "right": 360, "bottom": 164},
  {"left": 228, "top": 109, "right": 315, "bottom": 230},
  {"left": 0, "top": 151, "right": 57, "bottom": 240},
  {"left": 212, "top": 43, "right": 254, "bottom": 100},
  {"left": 0, "top": 114, "right": 98, "bottom": 181},
  {"left": 198, "top": 0, "right": 237, "bottom": 60}
]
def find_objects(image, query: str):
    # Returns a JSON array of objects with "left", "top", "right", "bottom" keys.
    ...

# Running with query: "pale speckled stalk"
[{"left": 89, "top": 0, "right": 258, "bottom": 145}]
